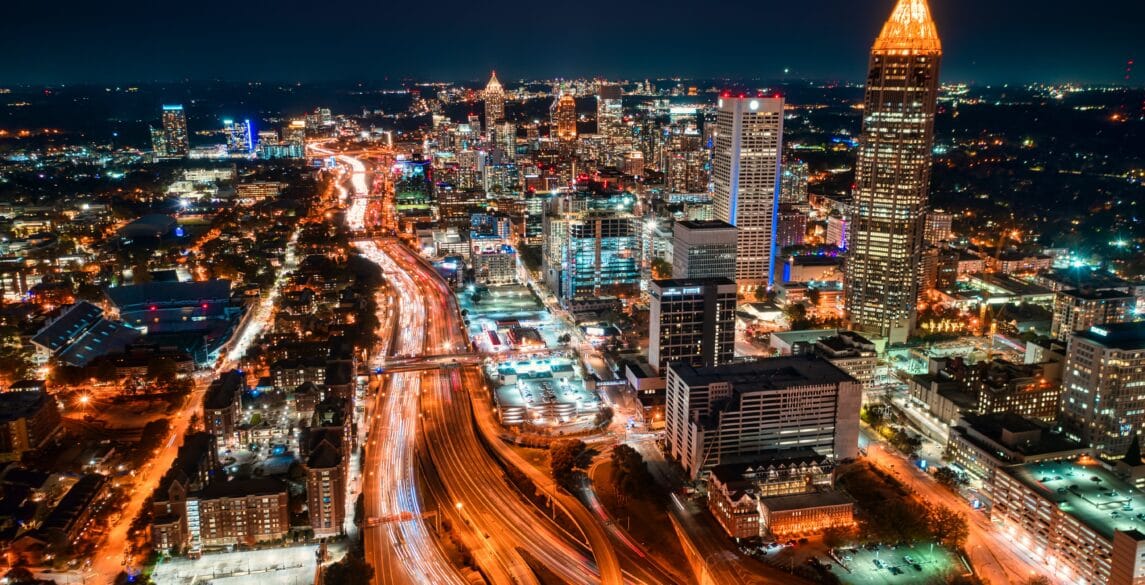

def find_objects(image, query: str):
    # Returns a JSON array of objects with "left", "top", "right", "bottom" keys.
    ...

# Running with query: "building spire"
[
  {"left": 486, "top": 70, "right": 502, "bottom": 92},
  {"left": 873, "top": 0, "right": 941, "bottom": 54}
]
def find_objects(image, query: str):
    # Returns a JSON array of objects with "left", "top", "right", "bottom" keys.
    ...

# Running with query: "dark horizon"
[{"left": 2, "top": 0, "right": 1141, "bottom": 87}]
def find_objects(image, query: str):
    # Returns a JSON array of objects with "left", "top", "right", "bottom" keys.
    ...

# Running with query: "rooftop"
[
  {"left": 1075, "top": 322, "right": 1145, "bottom": 350},
  {"left": 873, "top": 0, "right": 941, "bottom": 54},
  {"left": 0, "top": 391, "right": 52, "bottom": 423},
  {"left": 675, "top": 219, "right": 735, "bottom": 231},
  {"left": 760, "top": 490, "right": 854, "bottom": 512},
  {"left": 1003, "top": 459, "right": 1145, "bottom": 541},
  {"left": 669, "top": 355, "right": 856, "bottom": 392}
]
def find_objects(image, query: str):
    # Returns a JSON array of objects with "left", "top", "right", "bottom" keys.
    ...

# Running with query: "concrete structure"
[
  {"left": 671, "top": 220, "right": 737, "bottom": 281},
  {"left": 712, "top": 96, "right": 784, "bottom": 289},
  {"left": 946, "top": 413, "right": 1086, "bottom": 493},
  {"left": 1062, "top": 323, "right": 1145, "bottom": 457},
  {"left": 813, "top": 331, "right": 878, "bottom": 386},
  {"left": 991, "top": 459, "right": 1145, "bottom": 585},
  {"left": 844, "top": 0, "right": 943, "bottom": 343},
  {"left": 203, "top": 371, "right": 244, "bottom": 450},
  {"left": 648, "top": 278, "right": 736, "bottom": 374},
  {"left": 0, "top": 391, "right": 60, "bottom": 462},
  {"left": 759, "top": 492, "right": 854, "bottom": 538},
  {"left": 665, "top": 357, "right": 861, "bottom": 479},
  {"left": 1051, "top": 288, "right": 1135, "bottom": 341}
]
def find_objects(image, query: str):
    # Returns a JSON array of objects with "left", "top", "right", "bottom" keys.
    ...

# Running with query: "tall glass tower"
[
  {"left": 483, "top": 71, "right": 505, "bottom": 130},
  {"left": 844, "top": 0, "right": 942, "bottom": 343}
]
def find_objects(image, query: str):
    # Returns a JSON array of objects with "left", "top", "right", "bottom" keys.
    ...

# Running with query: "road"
[
  {"left": 86, "top": 221, "right": 304, "bottom": 584},
  {"left": 863, "top": 440, "right": 1046, "bottom": 584}
]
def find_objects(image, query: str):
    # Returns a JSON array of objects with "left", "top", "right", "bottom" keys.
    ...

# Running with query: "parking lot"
[
  {"left": 833, "top": 542, "right": 962, "bottom": 585},
  {"left": 150, "top": 545, "right": 323, "bottom": 585}
]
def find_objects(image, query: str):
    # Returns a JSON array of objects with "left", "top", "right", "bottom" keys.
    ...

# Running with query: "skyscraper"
[
  {"left": 484, "top": 71, "right": 505, "bottom": 130},
  {"left": 649, "top": 278, "right": 737, "bottom": 374},
  {"left": 780, "top": 157, "right": 809, "bottom": 204},
  {"left": 552, "top": 88, "right": 577, "bottom": 142},
  {"left": 844, "top": 0, "right": 942, "bottom": 344},
  {"left": 161, "top": 104, "right": 189, "bottom": 157},
  {"left": 596, "top": 82, "right": 623, "bottom": 136},
  {"left": 712, "top": 96, "right": 784, "bottom": 290},
  {"left": 223, "top": 118, "right": 254, "bottom": 154},
  {"left": 671, "top": 220, "right": 737, "bottom": 281},
  {"left": 1061, "top": 322, "right": 1145, "bottom": 457}
]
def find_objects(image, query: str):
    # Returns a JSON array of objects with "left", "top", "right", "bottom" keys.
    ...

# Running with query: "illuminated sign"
[{"left": 1091, "top": 326, "right": 1110, "bottom": 337}]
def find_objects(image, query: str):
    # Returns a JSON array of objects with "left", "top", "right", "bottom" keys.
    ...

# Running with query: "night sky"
[{"left": 3, "top": 0, "right": 1142, "bottom": 85}]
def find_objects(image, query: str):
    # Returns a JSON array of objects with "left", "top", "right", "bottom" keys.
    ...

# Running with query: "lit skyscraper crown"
[
  {"left": 873, "top": 0, "right": 942, "bottom": 54},
  {"left": 485, "top": 71, "right": 503, "bottom": 93}
]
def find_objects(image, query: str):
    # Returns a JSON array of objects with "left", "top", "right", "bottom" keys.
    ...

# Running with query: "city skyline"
[{"left": 1, "top": 0, "right": 1141, "bottom": 86}]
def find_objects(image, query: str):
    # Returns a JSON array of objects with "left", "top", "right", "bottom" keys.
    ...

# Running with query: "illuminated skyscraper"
[
  {"left": 596, "top": 82, "right": 623, "bottom": 136},
  {"left": 712, "top": 96, "right": 784, "bottom": 290},
  {"left": 844, "top": 0, "right": 942, "bottom": 343},
  {"left": 552, "top": 88, "right": 577, "bottom": 142},
  {"left": 780, "top": 157, "right": 809, "bottom": 204},
  {"left": 161, "top": 104, "right": 189, "bottom": 157},
  {"left": 223, "top": 118, "right": 254, "bottom": 154},
  {"left": 483, "top": 71, "right": 505, "bottom": 130}
]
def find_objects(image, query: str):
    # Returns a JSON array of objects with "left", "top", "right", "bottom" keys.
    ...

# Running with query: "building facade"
[
  {"left": 671, "top": 220, "right": 737, "bottom": 281},
  {"left": 665, "top": 358, "right": 862, "bottom": 479},
  {"left": 649, "top": 278, "right": 737, "bottom": 374},
  {"left": 844, "top": 0, "right": 942, "bottom": 343},
  {"left": 712, "top": 96, "right": 784, "bottom": 289},
  {"left": 1062, "top": 323, "right": 1145, "bottom": 457}
]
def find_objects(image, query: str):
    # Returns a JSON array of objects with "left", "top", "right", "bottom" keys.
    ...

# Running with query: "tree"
[
  {"left": 550, "top": 439, "right": 590, "bottom": 488},
  {"left": 650, "top": 257, "right": 672, "bottom": 280},
  {"left": 928, "top": 504, "right": 969, "bottom": 549},
  {"left": 147, "top": 357, "right": 178, "bottom": 385},
  {"left": 323, "top": 551, "right": 374, "bottom": 585},
  {"left": 754, "top": 285, "right": 769, "bottom": 302},
  {"left": 609, "top": 444, "right": 654, "bottom": 499},
  {"left": 934, "top": 467, "right": 967, "bottom": 490}
]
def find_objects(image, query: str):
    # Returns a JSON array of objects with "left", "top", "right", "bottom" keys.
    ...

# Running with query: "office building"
[
  {"left": 813, "top": 331, "right": 878, "bottom": 387},
  {"left": 552, "top": 90, "right": 577, "bottom": 142},
  {"left": 484, "top": 71, "right": 505, "bottom": 129},
  {"left": 203, "top": 371, "right": 244, "bottom": 449},
  {"left": 223, "top": 118, "right": 254, "bottom": 154},
  {"left": 596, "top": 82, "right": 624, "bottom": 136},
  {"left": 712, "top": 96, "right": 784, "bottom": 289},
  {"left": 0, "top": 390, "right": 61, "bottom": 462},
  {"left": 1062, "top": 322, "right": 1145, "bottom": 457},
  {"left": 543, "top": 192, "right": 640, "bottom": 306},
  {"left": 665, "top": 357, "right": 862, "bottom": 479},
  {"left": 991, "top": 459, "right": 1145, "bottom": 585},
  {"left": 648, "top": 278, "right": 737, "bottom": 374},
  {"left": 844, "top": 0, "right": 942, "bottom": 344},
  {"left": 671, "top": 219, "right": 737, "bottom": 280},
  {"left": 779, "top": 158, "right": 809, "bottom": 204},
  {"left": 1051, "top": 288, "right": 1135, "bottom": 341},
  {"left": 161, "top": 104, "right": 190, "bottom": 157},
  {"left": 924, "top": 209, "right": 954, "bottom": 245},
  {"left": 775, "top": 204, "right": 806, "bottom": 250}
]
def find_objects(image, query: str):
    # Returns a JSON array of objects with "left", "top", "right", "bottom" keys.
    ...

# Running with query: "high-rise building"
[
  {"left": 672, "top": 220, "right": 737, "bottom": 280},
  {"left": 1051, "top": 288, "right": 1136, "bottom": 341},
  {"left": 484, "top": 71, "right": 506, "bottom": 129},
  {"left": 780, "top": 158, "right": 809, "bottom": 204},
  {"left": 596, "top": 82, "right": 624, "bottom": 136},
  {"left": 162, "top": 104, "right": 190, "bottom": 157},
  {"left": 775, "top": 204, "right": 807, "bottom": 251},
  {"left": 712, "top": 96, "right": 784, "bottom": 290},
  {"left": 1062, "top": 322, "right": 1145, "bottom": 457},
  {"left": 223, "top": 118, "right": 254, "bottom": 154},
  {"left": 924, "top": 209, "right": 954, "bottom": 245},
  {"left": 844, "top": 0, "right": 942, "bottom": 344},
  {"left": 649, "top": 278, "right": 737, "bottom": 374},
  {"left": 552, "top": 90, "right": 577, "bottom": 142},
  {"left": 542, "top": 192, "right": 639, "bottom": 305},
  {"left": 665, "top": 358, "right": 862, "bottom": 479}
]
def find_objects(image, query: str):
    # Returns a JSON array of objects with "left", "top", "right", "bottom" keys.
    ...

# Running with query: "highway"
[{"left": 346, "top": 140, "right": 465, "bottom": 585}]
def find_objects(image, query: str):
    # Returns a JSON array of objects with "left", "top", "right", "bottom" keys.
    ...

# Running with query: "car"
[
  {"left": 913, "top": 564, "right": 923, "bottom": 572},
  {"left": 873, "top": 559, "right": 884, "bottom": 569}
]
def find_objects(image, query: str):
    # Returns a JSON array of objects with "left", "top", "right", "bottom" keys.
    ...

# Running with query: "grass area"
[
  {"left": 589, "top": 459, "right": 689, "bottom": 572},
  {"left": 509, "top": 443, "right": 551, "bottom": 471}
]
